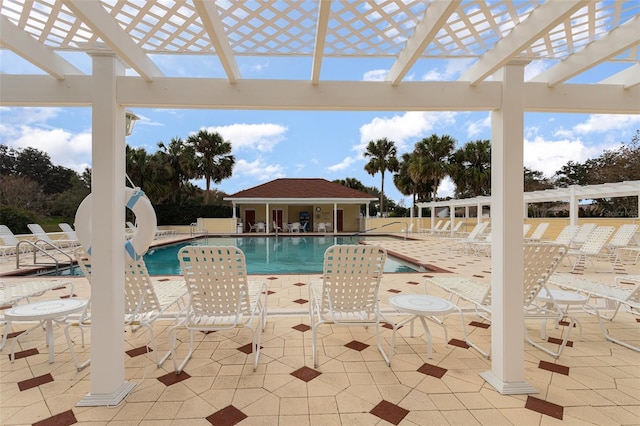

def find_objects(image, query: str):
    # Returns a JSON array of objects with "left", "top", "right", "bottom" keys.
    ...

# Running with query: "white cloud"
[
  {"left": 359, "top": 111, "right": 457, "bottom": 151},
  {"left": 573, "top": 114, "right": 640, "bottom": 134},
  {"left": 467, "top": 115, "right": 491, "bottom": 138},
  {"left": 437, "top": 176, "right": 455, "bottom": 198},
  {"left": 523, "top": 136, "right": 603, "bottom": 178},
  {"left": 363, "top": 69, "right": 387, "bottom": 81},
  {"left": 327, "top": 155, "right": 359, "bottom": 172},
  {"left": 233, "top": 158, "right": 285, "bottom": 181},
  {"left": 202, "top": 123, "right": 287, "bottom": 152}
]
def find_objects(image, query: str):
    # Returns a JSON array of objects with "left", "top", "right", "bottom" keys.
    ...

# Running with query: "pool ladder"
[{"left": 15, "top": 240, "right": 74, "bottom": 274}]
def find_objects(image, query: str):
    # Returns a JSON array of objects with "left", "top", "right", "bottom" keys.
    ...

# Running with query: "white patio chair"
[
  {"left": 0, "top": 225, "right": 32, "bottom": 257},
  {"left": 65, "top": 250, "right": 187, "bottom": 370},
  {"left": 565, "top": 226, "right": 615, "bottom": 272},
  {"left": 28, "top": 223, "right": 78, "bottom": 250},
  {"left": 570, "top": 223, "right": 597, "bottom": 249},
  {"left": 171, "top": 246, "right": 268, "bottom": 373},
  {"left": 255, "top": 222, "right": 266, "bottom": 233},
  {"left": 418, "top": 219, "right": 441, "bottom": 234},
  {"left": 272, "top": 221, "right": 283, "bottom": 233},
  {"left": 604, "top": 224, "right": 639, "bottom": 267},
  {"left": 426, "top": 243, "right": 572, "bottom": 358},
  {"left": 452, "top": 221, "right": 490, "bottom": 253},
  {"left": 309, "top": 244, "right": 389, "bottom": 367},
  {"left": 548, "top": 273, "right": 640, "bottom": 352},
  {"left": 544, "top": 225, "right": 580, "bottom": 246},
  {"left": 58, "top": 223, "right": 79, "bottom": 241},
  {"left": 525, "top": 222, "right": 550, "bottom": 242},
  {"left": 432, "top": 220, "right": 451, "bottom": 236}
]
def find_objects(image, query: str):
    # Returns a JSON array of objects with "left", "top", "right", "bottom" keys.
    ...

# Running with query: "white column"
[
  {"left": 333, "top": 203, "right": 337, "bottom": 234},
  {"left": 265, "top": 203, "right": 270, "bottom": 232},
  {"left": 430, "top": 203, "right": 435, "bottom": 232},
  {"left": 480, "top": 60, "right": 536, "bottom": 395},
  {"left": 569, "top": 186, "right": 579, "bottom": 226},
  {"left": 232, "top": 202, "right": 236, "bottom": 219},
  {"left": 77, "top": 52, "right": 134, "bottom": 406},
  {"left": 449, "top": 204, "right": 455, "bottom": 236}
]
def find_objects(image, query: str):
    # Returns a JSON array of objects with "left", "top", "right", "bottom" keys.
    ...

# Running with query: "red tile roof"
[{"left": 227, "top": 178, "right": 375, "bottom": 200}]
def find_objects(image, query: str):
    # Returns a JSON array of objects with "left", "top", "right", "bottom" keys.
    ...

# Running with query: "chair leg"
[
  {"left": 65, "top": 324, "right": 90, "bottom": 371},
  {"left": 171, "top": 326, "right": 194, "bottom": 374},
  {"left": 594, "top": 306, "right": 640, "bottom": 352}
]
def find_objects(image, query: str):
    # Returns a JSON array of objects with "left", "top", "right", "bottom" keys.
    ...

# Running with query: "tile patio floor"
[{"left": 1, "top": 233, "right": 639, "bottom": 425}]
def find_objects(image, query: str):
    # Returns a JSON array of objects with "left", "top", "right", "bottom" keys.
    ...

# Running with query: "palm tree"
[
  {"left": 394, "top": 152, "right": 417, "bottom": 214},
  {"left": 157, "top": 137, "right": 198, "bottom": 203},
  {"left": 364, "top": 137, "right": 399, "bottom": 214},
  {"left": 186, "top": 130, "right": 235, "bottom": 204},
  {"left": 449, "top": 139, "right": 491, "bottom": 198},
  {"left": 409, "top": 134, "right": 456, "bottom": 201}
]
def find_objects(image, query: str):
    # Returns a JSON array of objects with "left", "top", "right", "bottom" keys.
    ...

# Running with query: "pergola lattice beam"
[
  {"left": 311, "top": 0, "right": 332, "bottom": 85},
  {"left": 61, "top": 0, "right": 163, "bottom": 82},
  {"left": 460, "top": 0, "right": 589, "bottom": 86},
  {"left": 599, "top": 63, "right": 640, "bottom": 89},
  {"left": 531, "top": 15, "right": 640, "bottom": 87},
  {"left": 0, "top": 15, "right": 84, "bottom": 79},
  {"left": 193, "top": 0, "right": 240, "bottom": 83},
  {"left": 386, "top": 1, "right": 460, "bottom": 86}
]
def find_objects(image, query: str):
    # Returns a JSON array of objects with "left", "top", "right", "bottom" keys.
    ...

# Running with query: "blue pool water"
[{"left": 143, "top": 235, "right": 417, "bottom": 275}]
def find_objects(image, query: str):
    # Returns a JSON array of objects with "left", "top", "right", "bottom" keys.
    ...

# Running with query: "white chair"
[
  {"left": 565, "top": 226, "right": 615, "bottom": 272},
  {"left": 65, "top": 251, "right": 188, "bottom": 370},
  {"left": 255, "top": 222, "right": 266, "bottom": 233},
  {"left": 317, "top": 222, "right": 327, "bottom": 233},
  {"left": 171, "top": 246, "right": 268, "bottom": 373},
  {"left": 605, "top": 224, "right": 639, "bottom": 268},
  {"left": 58, "top": 223, "right": 79, "bottom": 241},
  {"left": 272, "top": 221, "right": 283, "bottom": 233},
  {"left": 525, "top": 222, "right": 550, "bottom": 242},
  {"left": 570, "top": 223, "right": 597, "bottom": 248},
  {"left": 549, "top": 274, "right": 640, "bottom": 352},
  {"left": 309, "top": 244, "right": 389, "bottom": 367},
  {"left": 427, "top": 243, "right": 572, "bottom": 358},
  {"left": 28, "top": 223, "right": 78, "bottom": 250}
]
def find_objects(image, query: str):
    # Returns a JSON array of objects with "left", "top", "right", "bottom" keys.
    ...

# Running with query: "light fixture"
[{"left": 125, "top": 110, "right": 140, "bottom": 136}]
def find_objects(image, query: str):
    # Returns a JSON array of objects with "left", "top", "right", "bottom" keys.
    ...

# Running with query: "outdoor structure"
[
  {"left": 225, "top": 178, "right": 377, "bottom": 233},
  {"left": 417, "top": 180, "right": 640, "bottom": 232},
  {"left": 0, "top": 0, "right": 638, "bottom": 406}
]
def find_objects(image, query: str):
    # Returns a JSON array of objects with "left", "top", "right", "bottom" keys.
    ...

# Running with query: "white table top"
[
  {"left": 537, "top": 288, "right": 588, "bottom": 304},
  {"left": 5, "top": 298, "right": 88, "bottom": 321},
  {"left": 389, "top": 294, "right": 455, "bottom": 315}
]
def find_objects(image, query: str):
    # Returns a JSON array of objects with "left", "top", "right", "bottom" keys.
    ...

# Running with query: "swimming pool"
[{"left": 143, "top": 235, "right": 417, "bottom": 275}]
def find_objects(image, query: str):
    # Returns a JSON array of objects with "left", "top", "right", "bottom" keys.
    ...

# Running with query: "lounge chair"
[
  {"left": 570, "top": 223, "right": 597, "bottom": 249},
  {"left": 58, "top": 223, "right": 79, "bottom": 241},
  {"left": 1, "top": 279, "right": 74, "bottom": 351},
  {"left": 65, "top": 250, "right": 188, "bottom": 370},
  {"left": 548, "top": 273, "right": 640, "bottom": 352},
  {"left": 451, "top": 221, "right": 490, "bottom": 253},
  {"left": 604, "top": 224, "right": 639, "bottom": 267},
  {"left": 418, "top": 219, "right": 442, "bottom": 234},
  {"left": 432, "top": 220, "right": 451, "bottom": 236},
  {"left": 0, "top": 225, "right": 31, "bottom": 258},
  {"left": 426, "top": 243, "right": 572, "bottom": 358},
  {"left": 309, "top": 244, "right": 389, "bottom": 367},
  {"left": 544, "top": 225, "right": 580, "bottom": 246},
  {"left": 565, "top": 226, "right": 615, "bottom": 272},
  {"left": 28, "top": 223, "right": 78, "bottom": 250},
  {"left": 525, "top": 222, "right": 550, "bottom": 242},
  {"left": 171, "top": 246, "right": 268, "bottom": 373}
]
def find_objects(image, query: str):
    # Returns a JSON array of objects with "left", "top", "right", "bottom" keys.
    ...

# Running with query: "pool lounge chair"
[
  {"left": 525, "top": 222, "right": 550, "bottom": 242},
  {"left": 171, "top": 246, "right": 268, "bottom": 373},
  {"left": 426, "top": 243, "right": 572, "bottom": 358},
  {"left": 565, "top": 226, "right": 615, "bottom": 272},
  {"left": 0, "top": 225, "right": 32, "bottom": 258},
  {"left": 309, "top": 244, "right": 390, "bottom": 367},
  {"left": 548, "top": 273, "right": 640, "bottom": 352},
  {"left": 28, "top": 223, "right": 78, "bottom": 250}
]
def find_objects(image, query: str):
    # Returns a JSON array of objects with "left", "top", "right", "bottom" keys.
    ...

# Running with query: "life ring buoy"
[{"left": 75, "top": 187, "right": 157, "bottom": 260}]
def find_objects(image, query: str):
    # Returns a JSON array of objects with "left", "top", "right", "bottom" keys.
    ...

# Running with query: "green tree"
[
  {"left": 449, "top": 139, "right": 491, "bottom": 198},
  {"left": 187, "top": 130, "right": 235, "bottom": 204},
  {"left": 363, "top": 137, "right": 399, "bottom": 214},
  {"left": 409, "top": 134, "right": 456, "bottom": 201},
  {"left": 524, "top": 167, "right": 553, "bottom": 192},
  {"left": 157, "top": 137, "right": 198, "bottom": 203}
]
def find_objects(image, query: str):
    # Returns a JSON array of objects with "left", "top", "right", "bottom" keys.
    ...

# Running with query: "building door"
[
  {"left": 245, "top": 210, "right": 256, "bottom": 232},
  {"left": 336, "top": 209, "right": 344, "bottom": 232},
  {"left": 272, "top": 209, "right": 283, "bottom": 229}
]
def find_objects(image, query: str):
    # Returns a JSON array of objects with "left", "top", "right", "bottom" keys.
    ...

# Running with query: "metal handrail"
[{"left": 16, "top": 239, "right": 74, "bottom": 274}]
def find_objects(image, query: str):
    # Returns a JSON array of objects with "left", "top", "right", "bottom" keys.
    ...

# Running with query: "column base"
[
  {"left": 76, "top": 381, "right": 136, "bottom": 407},
  {"left": 480, "top": 371, "right": 537, "bottom": 395}
]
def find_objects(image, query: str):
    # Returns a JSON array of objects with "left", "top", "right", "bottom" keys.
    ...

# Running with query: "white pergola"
[
  {"left": 417, "top": 180, "right": 640, "bottom": 230},
  {"left": 0, "top": 0, "right": 639, "bottom": 406}
]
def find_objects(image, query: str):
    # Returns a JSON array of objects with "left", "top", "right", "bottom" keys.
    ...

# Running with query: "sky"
[{"left": 1, "top": 50, "right": 639, "bottom": 207}]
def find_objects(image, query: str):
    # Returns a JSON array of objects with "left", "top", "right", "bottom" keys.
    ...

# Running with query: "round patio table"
[
  {"left": 388, "top": 294, "right": 457, "bottom": 359},
  {"left": 536, "top": 288, "right": 588, "bottom": 340},
  {"left": 5, "top": 298, "right": 88, "bottom": 363}
]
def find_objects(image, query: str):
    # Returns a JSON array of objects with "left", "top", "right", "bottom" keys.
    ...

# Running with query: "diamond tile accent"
[
  {"left": 448, "top": 338, "right": 470, "bottom": 349},
  {"left": 525, "top": 396, "right": 564, "bottom": 420},
  {"left": 370, "top": 400, "right": 409, "bottom": 425},
  {"left": 558, "top": 320, "right": 577, "bottom": 327},
  {"left": 417, "top": 363, "right": 447, "bottom": 379},
  {"left": 291, "top": 366, "right": 321, "bottom": 382},
  {"left": 7, "top": 330, "right": 25, "bottom": 339},
  {"left": 472, "top": 274, "right": 484, "bottom": 278},
  {"left": 344, "top": 340, "right": 369, "bottom": 351},
  {"left": 10, "top": 348, "right": 39, "bottom": 360},
  {"left": 157, "top": 371, "right": 191, "bottom": 386},
  {"left": 237, "top": 343, "right": 262, "bottom": 354},
  {"left": 267, "top": 276, "right": 278, "bottom": 280},
  {"left": 18, "top": 373, "right": 54, "bottom": 391},
  {"left": 60, "top": 294, "right": 78, "bottom": 299},
  {"left": 293, "top": 298, "right": 308, "bottom": 304},
  {"left": 206, "top": 405, "right": 247, "bottom": 426},
  {"left": 266, "top": 290, "right": 275, "bottom": 295},
  {"left": 292, "top": 324, "right": 310, "bottom": 332},
  {"left": 406, "top": 281, "right": 419, "bottom": 285},
  {"left": 469, "top": 321, "right": 490, "bottom": 329},
  {"left": 539, "top": 360, "right": 570, "bottom": 375},
  {"left": 294, "top": 282, "right": 306, "bottom": 286},
  {"left": 126, "top": 346, "right": 152, "bottom": 357},
  {"left": 547, "top": 337, "right": 573, "bottom": 347},
  {"left": 387, "top": 289, "right": 401, "bottom": 293},
  {"left": 32, "top": 409, "right": 77, "bottom": 426}
]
